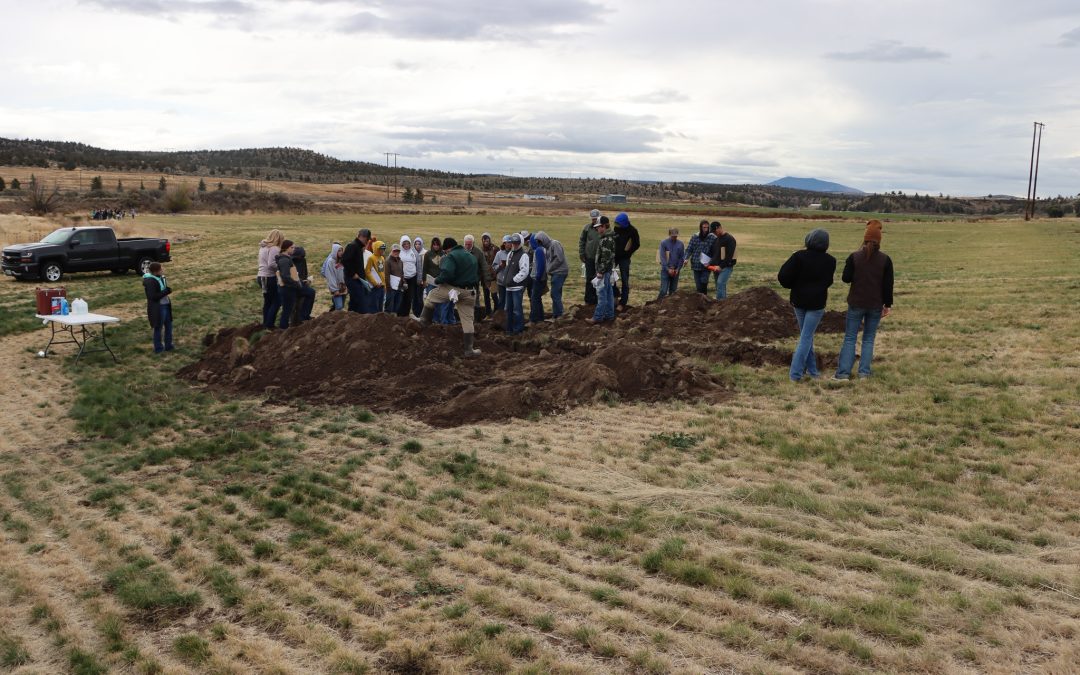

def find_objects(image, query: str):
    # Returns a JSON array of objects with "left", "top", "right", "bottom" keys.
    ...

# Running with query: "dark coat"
[
  {"left": 777, "top": 249, "right": 836, "bottom": 311},
  {"left": 143, "top": 275, "right": 172, "bottom": 328}
]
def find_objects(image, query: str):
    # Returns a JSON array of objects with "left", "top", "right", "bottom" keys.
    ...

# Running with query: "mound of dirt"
[{"left": 181, "top": 287, "right": 838, "bottom": 426}]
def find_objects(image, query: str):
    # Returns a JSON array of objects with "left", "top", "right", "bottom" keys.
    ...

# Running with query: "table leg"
[
  {"left": 101, "top": 323, "right": 118, "bottom": 363},
  {"left": 74, "top": 325, "right": 89, "bottom": 365},
  {"left": 42, "top": 322, "right": 58, "bottom": 357}
]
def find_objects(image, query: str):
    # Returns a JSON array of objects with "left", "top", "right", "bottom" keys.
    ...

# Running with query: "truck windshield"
[{"left": 41, "top": 229, "right": 74, "bottom": 244}]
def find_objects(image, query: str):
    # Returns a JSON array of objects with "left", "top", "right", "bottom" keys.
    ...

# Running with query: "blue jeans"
[
  {"left": 504, "top": 289, "right": 525, "bottom": 334},
  {"left": 658, "top": 267, "right": 680, "bottom": 298},
  {"left": 790, "top": 307, "right": 824, "bottom": 381},
  {"left": 370, "top": 287, "right": 385, "bottom": 314},
  {"left": 260, "top": 277, "right": 280, "bottom": 328},
  {"left": 385, "top": 288, "right": 402, "bottom": 314},
  {"left": 836, "top": 306, "right": 883, "bottom": 378},
  {"left": 426, "top": 284, "right": 452, "bottom": 324},
  {"left": 693, "top": 268, "right": 710, "bottom": 295},
  {"left": 714, "top": 266, "right": 733, "bottom": 299},
  {"left": 331, "top": 294, "right": 345, "bottom": 311},
  {"left": 279, "top": 285, "right": 315, "bottom": 328},
  {"left": 592, "top": 274, "right": 615, "bottom": 322},
  {"left": 549, "top": 273, "right": 567, "bottom": 318},
  {"left": 616, "top": 258, "right": 631, "bottom": 306},
  {"left": 529, "top": 279, "right": 546, "bottom": 323},
  {"left": 153, "top": 304, "right": 173, "bottom": 352},
  {"left": 346, "top": 277, "right": 368, "bottom": 313}
]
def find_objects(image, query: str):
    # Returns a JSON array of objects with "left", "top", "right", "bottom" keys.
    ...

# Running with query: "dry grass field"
[{"left": 0, "top": 211, "right": 1078, "bottom": 674}]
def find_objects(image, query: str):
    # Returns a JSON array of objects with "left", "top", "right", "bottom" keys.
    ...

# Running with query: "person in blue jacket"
[{"left": 528, "top": 235, "right": 547, "bottom": 323}]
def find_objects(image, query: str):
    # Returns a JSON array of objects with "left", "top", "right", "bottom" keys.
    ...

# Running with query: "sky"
[{"left": 1, "top": 0, "right": 1078, "bottom": 197}]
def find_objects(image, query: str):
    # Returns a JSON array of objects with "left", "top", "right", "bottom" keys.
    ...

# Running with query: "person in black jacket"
[
  {"left": 707, "top": 221, "right": 737, "bottom": 299},
  {"left": 611, "top": 212, "right": 640, "bottom": 311},
  {"left": 833, "top": 220, "right": 894, "bottom": 380},
  {"left": 277, "top": 240, "right": 316, "bottom": 329},
  {"left": 143, "top": 262, "right": 173, "bottom": 353},
  {"left": 341, "top": 228, "right": 371, "bottom": 313},
  {"left": 777, "top": 228, "right": 835, "bottom": 381}
]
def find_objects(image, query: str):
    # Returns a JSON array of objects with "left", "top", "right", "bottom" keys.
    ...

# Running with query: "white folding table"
[{"left": 36, "top": 313, "right": 121, "bottom": 364}]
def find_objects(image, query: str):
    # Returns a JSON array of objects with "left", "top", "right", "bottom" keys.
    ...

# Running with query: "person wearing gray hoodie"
[
  {"left": 777, "top": 228, "right": 836, "bottom": 381},
  {"left": 534, "top": 231, "right": 569, "bottom": 320}
]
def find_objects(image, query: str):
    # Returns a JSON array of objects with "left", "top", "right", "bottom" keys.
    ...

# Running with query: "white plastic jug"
[{"left": 71, "top": 298, "right": 88, "bottom": 315}]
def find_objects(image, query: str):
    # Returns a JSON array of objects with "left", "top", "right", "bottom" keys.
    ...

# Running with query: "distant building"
[
  {"left": 523, "top": 194, "right": 556, "bottom": 201},
  {"left": 807, "top": 203, "right": 823, "bottom": 210},
  {"left": 600, "top": 194, "right": 627, "bottom": 203}
]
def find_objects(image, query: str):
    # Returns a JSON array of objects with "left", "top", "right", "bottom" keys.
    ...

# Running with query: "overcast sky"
[{"left": 1, "top": 0, "right": 1078, "bottom": 196}]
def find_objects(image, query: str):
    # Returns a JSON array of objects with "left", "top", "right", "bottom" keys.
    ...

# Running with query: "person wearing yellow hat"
[{"left": 833, "top": 220, "right": 894, "bottom": 380}]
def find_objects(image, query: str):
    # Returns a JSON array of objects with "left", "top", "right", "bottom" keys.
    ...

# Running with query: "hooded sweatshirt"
[
  {"left": 535, "top": 232, "right": 568, "bottom": 277},
  {"left": 777, "top": 229, "right": 836, "bottom": 310},
  {"left": 321, "top": 243, "right": 345, "bottom": 294},
  {"left": 412, "top": 238, "right": 425, "bottom": 279},
  {"left": 258, "top": 239, "right": 280, "bottom": 277},
  {"left": 365, "top": 241, "right": 387, "bottom": 287},
  {"left": 529, "top": 236, "right": 547, "bottom": 280},
  {"left": 399, "top": 235, "right": 419, "bottom": 280},
  {"left": 613, "top": 214, "right": 641, "bottom": 261}
]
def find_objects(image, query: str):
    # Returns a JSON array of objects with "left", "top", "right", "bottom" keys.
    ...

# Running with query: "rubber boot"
[
  {"left": 463, "top": 333, "right": 481, "bottom": 357},
  {"left": 412, "top": 305, "right": 434, "bottom": 326}
]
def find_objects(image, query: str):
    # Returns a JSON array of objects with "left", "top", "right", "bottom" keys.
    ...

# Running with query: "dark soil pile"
[{"left": 181, "top": 287, "right": 839, "bottom": 427}]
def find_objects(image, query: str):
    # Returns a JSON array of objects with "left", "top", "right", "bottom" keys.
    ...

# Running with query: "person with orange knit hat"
[{"left": 833, "top": 220, "right": 894, "bottom": 380}]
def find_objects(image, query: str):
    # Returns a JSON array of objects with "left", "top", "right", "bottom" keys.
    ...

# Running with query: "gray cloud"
[
  {"left": 1059, "top": 26, "right": 1080, "bottom": 46},
  {"left": 384, "top": 108, "right": 663, "bottom": 155},
  {"left": 630, "top": 88, "right": 690, "bottom": 104},
  {"left": 337, "top": 0, "right": 604, "bottom": 40},
  {"left": 825, "top": 39, "right": 948, "bottom": 62},
  {"left": 83, "top": 0, "right": 253, "bottom": 18}
]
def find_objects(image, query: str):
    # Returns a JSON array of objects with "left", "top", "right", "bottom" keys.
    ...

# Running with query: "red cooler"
[{"left": 35, "top": 287, "right": 66, "bottom": 315}]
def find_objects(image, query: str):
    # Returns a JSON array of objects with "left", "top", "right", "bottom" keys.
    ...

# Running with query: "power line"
[
  {"left": 1025, "top": 122, "right": 1045, "bottom": 221},
  {"left": 383, "top": 152, "right": 399, "bottom": 202}
]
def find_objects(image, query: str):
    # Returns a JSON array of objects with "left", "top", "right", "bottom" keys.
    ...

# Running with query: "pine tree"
[
  {"left": 116, "top": 180, "right": 123, "bottom": 192},
  {"left": 414, "top": 188, "right": 424, "bottom": 204},
  {"left": 158, "top": 176, "right": 167, "bottom": 190},
  {"left": 402, "top": 187, "right": 414, "bottom": 203},
  {"left": 90, "top": 175, "right": 103, "bottom": 191},
  {"left": 140, "top": 181, "right": 146, "bottom": 191},
  {"left": 10, "top": 178, "right": 20, "bottom": 190},
  {"left": 467, "top": 191, "right": 472, "bottom": 205},
  {"left": 217, "top": 182, "right": 225, "bottom": 191},
  {"left": 198, "top": 178, "right": 207, "bottom": 192}
]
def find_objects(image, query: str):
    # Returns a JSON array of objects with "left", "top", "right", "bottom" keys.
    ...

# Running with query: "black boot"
[{"left": 463, "top": 333, "right": 481, "bottom": 357}]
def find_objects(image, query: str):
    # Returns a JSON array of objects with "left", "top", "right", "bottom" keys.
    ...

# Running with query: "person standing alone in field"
[
  {"left": 657, "top": 228, "right": 686, "bottom": 298},
  {"left": 579, "top": 209, "right": 601, "bottom": 305},
  {"left": 833, "top": 220, "right": 894, "bottom": 380},
  {"left": 257, "top": 229, "right": 284, "bottom": 328},
  {"left": 707, "top": 221, "right": 737, "bottom": 299},
  {"left": 143, "top": 262, "right": 174, "bottom": 353},
  {"left": 778, "top": 229, "right": 835, "bottom": 381}
]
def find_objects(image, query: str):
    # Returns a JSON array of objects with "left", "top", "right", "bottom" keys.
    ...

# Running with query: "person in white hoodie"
[
  {"left": 411, "top": 237, "right": 426, "bottom": 316},
  {"left": 397, "top": 235, "right": 419, "bottom": 317}
]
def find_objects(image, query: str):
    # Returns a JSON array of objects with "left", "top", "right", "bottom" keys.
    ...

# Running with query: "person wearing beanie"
[
  {"left": 612, "top": 212, "right": 640, "bottom": 311},
  {"left": 706, "top": 221, "right": 737, "bottom": 299},
  {"left": 413, "top": 236, "right": 483, "bottom": 357},
  {"left": 501, "top": 233, "right": 530, "bottom": 335},
  {"left": 578, "top": 209, "right": 602, "bottom": 304},
  {"left": 777, "top": 228, "right": 836, "bottom": 381},
  {"left": 833, "top": 220, "right": 894, "bottom": 380},
  {"left": 686, "top": 220, "right": 715, "bottom": 295}
]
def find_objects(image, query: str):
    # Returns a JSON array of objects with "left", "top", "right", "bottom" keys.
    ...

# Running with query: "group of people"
[
  {"left": 246, "top": 212, "right": 893, "bottom": 375},
  {"left": 90, "top": 208, "right": 136, "bottom": 220},
  {"left": 778, "top": 219, "right": 894, "bottom": 381}
]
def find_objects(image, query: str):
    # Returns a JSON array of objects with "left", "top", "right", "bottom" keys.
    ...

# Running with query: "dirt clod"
[{"left": 181, "top": 287, "right": 837, "bottom": 426}]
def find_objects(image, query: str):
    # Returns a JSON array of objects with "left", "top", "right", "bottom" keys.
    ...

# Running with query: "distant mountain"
[{"left": 768, "top": 177, "right": 865, "bottom": 195}]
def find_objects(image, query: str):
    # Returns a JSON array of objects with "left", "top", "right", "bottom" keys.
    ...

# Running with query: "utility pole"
[
  {"left": 383, "top": 152, "right": 399, "bottom": 202},
  {"left": 1025, "top": 122, "right": 1045, "bottom": 221}
]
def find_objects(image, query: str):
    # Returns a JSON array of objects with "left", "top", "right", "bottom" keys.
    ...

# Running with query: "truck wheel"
[
  {"left": 137, "top": 257, "right": 153, "bottom": 274},
  {"left": 41, "top": 263, "right": 63, "bottom": 283}
]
